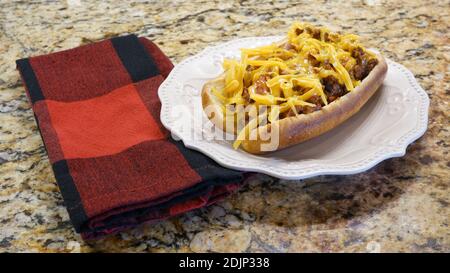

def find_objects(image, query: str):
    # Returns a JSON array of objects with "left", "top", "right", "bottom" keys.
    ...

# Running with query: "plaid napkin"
[{"left": 16, "top": 35, "right": 245, "bottom": 239}]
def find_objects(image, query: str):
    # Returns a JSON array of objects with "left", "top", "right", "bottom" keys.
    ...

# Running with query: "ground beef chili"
[
  {"left": 255, "top": 75, "right": 270, "bottom": 95},
  {"left": 308, "top": 94, "right": 323, "bottom": 108},
  {"left": 280, "top": 94, "right": 323, "bottom": 118},
  {"left": 308, "top": 54, "right": 320, "bottom": 67},
  {"left": 242, "top": 87, "right": 250, "bottom": 102},
  {"left": 283, "top": 42, "right": 295, "bottom": 50},
  {"left": 350, "top": 47, "right": 378, "bottom": 80},
  {"left": 324, "top": 32, "right": 339, "bottom": 43},
  {"left": 311, "top": 28, "right": 321, "bottom": 40},
  {"left": 293, "top": 85, "right": 307, "bottom": 94},
  {"left": 246, "top": 44, "right": 378, "bottom": 121},
  {"left": 321, "top": 76, "right": 346, "bottom": 103},
  {"left": 322, "top": 60, "right": 333, "bottom": 70}
]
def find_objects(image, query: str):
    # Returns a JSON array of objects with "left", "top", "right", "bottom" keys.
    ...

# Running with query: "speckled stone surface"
[{"left": 0, "top": 0, "right": 449, "bottom": 253}]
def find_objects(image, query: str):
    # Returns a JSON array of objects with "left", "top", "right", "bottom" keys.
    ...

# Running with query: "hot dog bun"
[{"left": 202, "top": 53, "right": 388, "bottom": 154}]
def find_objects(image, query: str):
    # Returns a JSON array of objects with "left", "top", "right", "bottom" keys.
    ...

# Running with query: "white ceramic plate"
[{"left": 158, "top": 36, "right": 429, "bottom": 180}]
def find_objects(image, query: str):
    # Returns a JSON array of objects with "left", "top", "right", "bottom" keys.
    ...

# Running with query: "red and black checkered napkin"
[{"left": 16, "top": 35, "right": 245, "bottom": 239}]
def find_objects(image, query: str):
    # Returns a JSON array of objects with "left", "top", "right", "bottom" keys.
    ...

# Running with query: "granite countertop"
[{"left": 0, "top": 0, "right": 448, "bottom": 252}]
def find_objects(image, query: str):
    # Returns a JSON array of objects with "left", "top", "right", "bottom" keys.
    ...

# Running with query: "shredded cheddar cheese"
[{"left": 213, "top": 22, "right": 378, "bottom": 149}]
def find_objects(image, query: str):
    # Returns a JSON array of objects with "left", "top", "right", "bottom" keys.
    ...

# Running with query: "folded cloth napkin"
[{"left": 16, "top": 35, "right": 245, "bottom": 239}]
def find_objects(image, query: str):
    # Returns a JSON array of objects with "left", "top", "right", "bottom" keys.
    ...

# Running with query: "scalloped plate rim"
[{"left": 158, "top": 36, "right": 429, "bottom": 180}]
